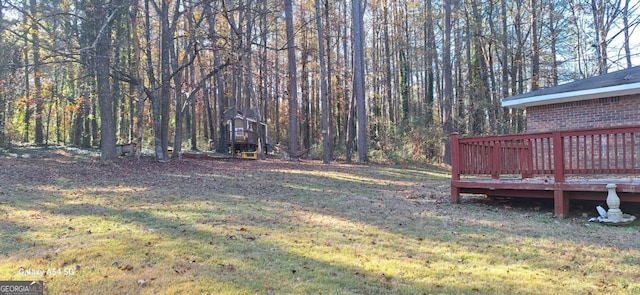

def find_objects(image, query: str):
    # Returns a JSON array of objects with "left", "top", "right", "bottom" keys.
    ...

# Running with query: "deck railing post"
[
  {"left": 522, "top": 140, "right": 534, "bottom": 178},
  {"left": 451, "top": 133, "right": 460, "bottom": 180},
  {"left": 553, "top": 131, "right": 565, "bottom": 183},
  {"left": 450, "top": 133, "right": 461, "bottom": 203},
  {"left": 491, "top": 141, "right": 501, "bottom": 179}
]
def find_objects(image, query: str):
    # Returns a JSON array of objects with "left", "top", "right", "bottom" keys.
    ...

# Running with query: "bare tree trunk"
[
  {"left": 441, "top": 0, "right": 454, "bottom": 165},
  {"left": 424, "top": 0, "right": 436, "bottom": 128},
  {"left": 214, "top": 49, "right": 227, "bottom": 154},
  {"left": 301, "top": 35, "right": 311, "bottom": 152},
  {"left": 203, "top": 3, "right": 228, "bottom": 154},
  {"left": 72, "top": 99, "right": 84, "bottom": 147},
  {"left": 204, "top": 70, "right": 215, "bottom": 149},
  {"left": 512, "top": 0, "right": 526, "bottom": 132},
  {"left": 171, "top": 10, "right": 185, "bottom": 157},
  {"left": 189, "top": 54, "right": 200, "bottom": 152},
  {"left": 285, "top": 0, "right": 299, "bottom": 157},
  {"left": 382, "top": 0, "right": 393, "bottom": 134},
  {"left": 592, "top": 0, "right": 606, "bottom": 74},
  {"left": 112, "top": 19, "right": 126, "bottom": 144},
  {"left": 129, "top": 0, "right": 143, "bottom": 159},
  {"left": 30, "top": 0, "right": 43, "bottom": 145},
  {"left": 209, "top": 100, "right": 215, "bottom": 147},
  {"left": 531, "top": 0, "right": 540, "bottom": 90},
  {"left": 274, "top": 29, "right": 281, "bottom": 145},
  {"left": 259, "top": 0, "right": 269, "bottom": 155},
  {"left": 468, "top": 0, "right": 490, "bottom": 135},
  {"left": 324, "top": 0, "right": 335, "bottom": 158},
  {"left": 172, "top": 71, "right": 184, "bottom": 157},
  {"left": 500, "top": 0, "right": 510, "bottom": 133},
  {"left": 345, "top": 92, "right": 355, "bottom": 163},
  {"left": 623, "top": 0, "right": 632, "bottom": 68},
  {"left": 316, "top": 0, "right": 332, "bottom": 164},
  {"left": 549, "top": 1, "right": 560, "bottom": 85},
  {"left": 90, "top": 93, "right": 98, "bottom": 146},
  {"left": 340, "top": 0, "right": 350, "bottom": 156},
  {"left": 159, "top": 0, "right": 172, "bottom": 161},
  {"left": 352, "top": 0, "right": 367, "bottom": 162},
  {"left": 591, "top": 0, "right": 621, "bottom": 74},
  {"left": 190, "top": 91, "right": 197, "bottom": 151},
  {"left": 144, "top": 0, "right": 163, "bottom": 160},
  {"left": 22, "top": 7, "right": 30, "bottom": 143},
  {"left": 96, "top": 17, "right": 116, "bottom": 159}
]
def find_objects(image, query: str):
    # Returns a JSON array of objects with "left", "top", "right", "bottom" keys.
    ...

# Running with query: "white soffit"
[{"left": 502, "top": 82, "right": 640, "bottom": 108}]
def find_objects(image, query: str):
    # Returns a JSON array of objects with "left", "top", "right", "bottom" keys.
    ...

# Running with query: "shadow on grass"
[
  {"left": 1, "top": 154, "right": 639, "bottom": 294},
  {"left": 2, "top": 192, "right": 463, "bottom": 293}
]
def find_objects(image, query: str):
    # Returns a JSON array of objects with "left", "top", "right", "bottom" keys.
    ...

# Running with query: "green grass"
[{"left": 1, "top": 151, "right": 639, "bottom": 294}]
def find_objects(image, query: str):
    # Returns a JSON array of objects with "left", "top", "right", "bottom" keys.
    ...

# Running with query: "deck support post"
[
  {"left": 450, "top": 133, "right": 461, "bottom": 204},
  {"left": 554, "top": 189, "right": 569, "bottom": 217},
  {"left": 451, "top": 185, "right": 460, "bottom": 204}
]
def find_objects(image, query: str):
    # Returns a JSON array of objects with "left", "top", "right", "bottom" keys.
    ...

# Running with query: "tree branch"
[{"left": 180, "top": 58, "right": 232, "bottom": 113}]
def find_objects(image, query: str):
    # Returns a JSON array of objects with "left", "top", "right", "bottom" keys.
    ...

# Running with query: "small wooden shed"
[{"left": 223, "top": 108, "right": 269, "bottom": 153}]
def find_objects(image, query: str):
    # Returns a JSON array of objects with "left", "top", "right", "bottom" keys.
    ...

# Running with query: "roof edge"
[{"left": 502, "top": 82, "right": 640, "bottom": 108}]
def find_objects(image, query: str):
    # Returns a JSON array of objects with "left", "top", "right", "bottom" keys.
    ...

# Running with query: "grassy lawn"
[{"left": 1, "top": 147, "right": 639, "bottom": 294}]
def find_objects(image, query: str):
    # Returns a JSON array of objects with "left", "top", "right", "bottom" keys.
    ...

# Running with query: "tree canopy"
[{"left": 0, "top": 0, "right": 638, "bottom": 163}]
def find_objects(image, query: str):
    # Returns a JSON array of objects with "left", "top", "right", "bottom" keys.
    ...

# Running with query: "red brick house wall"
[{"left": 526, "top": 93, "right": 640, "bottom": 132}]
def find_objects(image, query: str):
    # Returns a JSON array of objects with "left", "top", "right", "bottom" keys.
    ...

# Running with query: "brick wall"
[{"left": 526, "top": 94, "right": 640, "bottom": 132}]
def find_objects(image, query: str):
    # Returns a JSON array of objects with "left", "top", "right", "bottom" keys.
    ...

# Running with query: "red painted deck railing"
[{"left": 451, "top": 125, "right": 640, "bottom": 182}]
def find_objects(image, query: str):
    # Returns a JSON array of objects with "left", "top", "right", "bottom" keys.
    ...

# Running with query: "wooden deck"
[{"left": 450, "top": 126, "right": 640, "bottom": 216}]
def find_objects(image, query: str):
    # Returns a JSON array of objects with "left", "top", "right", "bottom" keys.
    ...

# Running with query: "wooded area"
[{"left": 0, "top": 0, "right": 638, "bottom": 163}]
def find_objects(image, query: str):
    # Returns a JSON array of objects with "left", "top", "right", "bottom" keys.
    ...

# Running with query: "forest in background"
[{"left": 0, "top": 0, "right": 638, "bottom": 163}]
